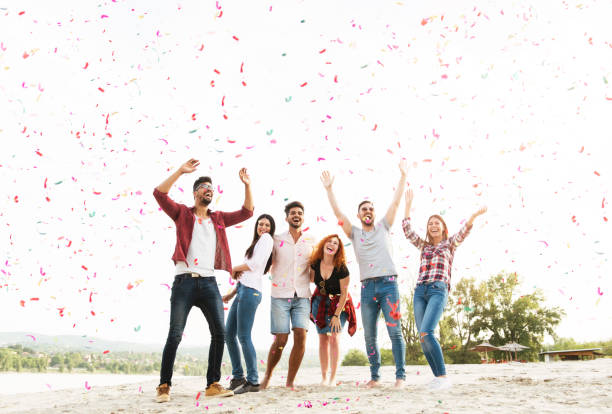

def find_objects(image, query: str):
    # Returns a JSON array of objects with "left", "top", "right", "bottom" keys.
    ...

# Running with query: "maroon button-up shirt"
[{"left": 153, "top": 188, "right": 253, "bottom": 274}]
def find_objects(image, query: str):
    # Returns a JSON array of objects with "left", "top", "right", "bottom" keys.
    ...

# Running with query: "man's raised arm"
[
  {"left": 384, "top": 159, "right": 408, "bottom": 227},
  {"left": 321, "top": 171, "right": 352, "bottom": 238},
  {"left": 239, "top": 167, "right": 254, "bottom": 211},
  {"left": 156, "top": 158, "right": 199, "bottom": 193}
]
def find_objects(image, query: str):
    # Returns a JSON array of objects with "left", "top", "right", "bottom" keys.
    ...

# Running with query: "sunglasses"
[
  {"left": 195, "top": 183, "right": 213, "bottom": 192},
  {"left": 318, "top": 280, "right": 327, "bottom": 296}
]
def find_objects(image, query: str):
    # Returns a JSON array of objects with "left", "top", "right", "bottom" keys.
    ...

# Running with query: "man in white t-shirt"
[
  {"left": 153, "top": 158, "right": 254, "bottom": 402},
  {"left": 260, "top": 201, "right": 315, "bottom": 389}
]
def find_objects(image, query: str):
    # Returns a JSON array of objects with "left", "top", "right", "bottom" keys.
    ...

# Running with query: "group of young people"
[{"left": 153, "top": 158, "right": 487, "bottom": 403}]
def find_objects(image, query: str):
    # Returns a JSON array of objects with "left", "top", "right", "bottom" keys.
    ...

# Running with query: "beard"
[
  {"left": 288, "top": 220, "right": 302, "bottom": 229},
  {"left": 197, "top": 194, "right": 212, "bottom": 206}
]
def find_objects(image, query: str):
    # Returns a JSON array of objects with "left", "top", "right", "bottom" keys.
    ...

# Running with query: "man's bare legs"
[
  {"left": 286, "top": 328, "right": 307, "bottom": 388},
  {"left": 318, "top": 334, "right": 330, "bottom": 385},
  {"left": 328, "top": 333, "right": 340, "bottom": 386},
  {"left": 260, "top": 333, "right": 288, "bottom": 389}
]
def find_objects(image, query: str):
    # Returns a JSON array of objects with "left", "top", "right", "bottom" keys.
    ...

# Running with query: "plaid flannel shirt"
[{"left": 401, "top": 218, "right": 472, "bottom": 289}]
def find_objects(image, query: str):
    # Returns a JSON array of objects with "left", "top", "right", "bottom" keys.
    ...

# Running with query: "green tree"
[
  {"left": 399, "top": 293, "right": 422, "bottom": 363},
  {"left": 472, "top": 272, "right": 565, "bottom": 360},
  {"left": 341, "top": 349, "right": 369, "bottom": 366},
  {"left": 444, "top": 276, "right": 487, "bottom": 350}
]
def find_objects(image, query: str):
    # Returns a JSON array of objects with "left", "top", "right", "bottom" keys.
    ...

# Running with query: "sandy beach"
[{"left": 1, "top": 359, "right": 611, "bottom": 413}]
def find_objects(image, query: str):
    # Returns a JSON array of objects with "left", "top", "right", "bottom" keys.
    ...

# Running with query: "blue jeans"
[
  {"left": 226, "top": 283, "right": 262, "bottom": 384},
  {"left": 361, "top": 276, "right": 406, "bottom": 381},
  {"left": 413, "top": 281, "right": 448, "bottom": 377},
  {"left": 160, "top": 275, "right": 225, "bottom": 387}
]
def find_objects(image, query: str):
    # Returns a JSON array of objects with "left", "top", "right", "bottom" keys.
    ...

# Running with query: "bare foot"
[
  {"left": 394, "top": 379, "right": 405, "bottom": 389},
  {"left": 260, "top": 376, "right": 270, "bottom": 390},
  {"left": 366, "top": 380, "right": 379, "bottom": 388},
  {"left": 320, "top": 378, "right": 329, "bottom": 386},
  {"left": 328, "top": 378, "right": 337, "bottom": 387},
  {"left": 285, "top": 383, "right": 300, "bottom": 391}
]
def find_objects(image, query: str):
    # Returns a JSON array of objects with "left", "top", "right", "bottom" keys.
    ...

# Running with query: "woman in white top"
[{"left": 222, "top": 214, "right": 275, "bottom": 394}]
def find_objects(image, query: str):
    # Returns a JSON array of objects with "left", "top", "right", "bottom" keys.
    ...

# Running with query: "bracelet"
[{"left": 331, "top": 315, "right": 340, "bottom": 319}]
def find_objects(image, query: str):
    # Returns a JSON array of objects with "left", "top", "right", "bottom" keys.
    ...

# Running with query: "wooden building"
[{"left": 539, "top": 348, "right": 604, "bottom": 362}]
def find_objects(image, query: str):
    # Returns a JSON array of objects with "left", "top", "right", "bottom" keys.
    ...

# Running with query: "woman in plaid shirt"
[{"left": 402, "top": 188, "right": 486, "bottom": 390}]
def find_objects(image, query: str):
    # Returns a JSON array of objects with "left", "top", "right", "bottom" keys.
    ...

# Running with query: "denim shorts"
[
  {"left": 311, "top": 295, "right": 347, "bottom": 335},
  {"left": 270, "top": 296, "right": 310, "bottom": 334}
]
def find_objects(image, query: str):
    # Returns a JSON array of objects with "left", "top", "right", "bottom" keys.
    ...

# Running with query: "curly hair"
[{"left": 309, "top": 234, "right": 346, "bottom": 269}]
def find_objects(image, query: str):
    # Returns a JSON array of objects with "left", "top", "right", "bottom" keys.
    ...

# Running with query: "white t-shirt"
[
  {"left": 175, "top": 215, "right": 216, "bottom": 277},
  {"left": 239, "top": 233, "right": 274, "bottom": 292}
]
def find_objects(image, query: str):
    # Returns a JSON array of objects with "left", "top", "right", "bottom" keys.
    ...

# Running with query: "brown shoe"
[
  {"left": 156, "top": 383, "right": 170, "bottom": 403},
  {"left": 205, "top": 382, "right": 234, "bottom": 398}
]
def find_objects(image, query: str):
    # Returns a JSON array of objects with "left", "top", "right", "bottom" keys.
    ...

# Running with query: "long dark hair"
[{"left": 245, "top": 214, "right": 276, "bottom": 274}]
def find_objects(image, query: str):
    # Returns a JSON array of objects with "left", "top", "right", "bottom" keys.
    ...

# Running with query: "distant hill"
[
  {"left": 0, "top": 332, "right": 321, "bottom": 367},
  {"left": 0, "top": 332, "right": 181, "bottom": 354}
]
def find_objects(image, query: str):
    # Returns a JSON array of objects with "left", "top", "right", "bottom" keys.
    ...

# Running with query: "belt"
[{"left": 177, "top": 272, "right": 211, "bottom": 278}]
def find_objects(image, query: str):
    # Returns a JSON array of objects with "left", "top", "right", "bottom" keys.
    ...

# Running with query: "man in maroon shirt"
[{"left": 153, "top": 158, "right": 254, "bottom": 402}]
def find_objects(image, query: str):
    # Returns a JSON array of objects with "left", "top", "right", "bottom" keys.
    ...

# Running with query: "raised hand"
[
  {"left": 467, "top": 206, "right": 487, "bottom": 227},
  {"left": 473, "top": 206, "right": 487, "bottom": 217},
  {"left": 399, "top": 159, "right": 408, "bottom": 176},
  {"left": 405, "top": 188, "right": 414, "bottom": 206},
  {"left": 179, "top": 159, "right": 199, "bottom": 174},
  {"left": 320, "top": 171, "right": 335, "bottom": 189},
  {"left": 239, "top": 168, "right": 251, "bottom": 185}
]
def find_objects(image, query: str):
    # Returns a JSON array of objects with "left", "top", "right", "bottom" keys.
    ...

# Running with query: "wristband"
[{"left": 331, "top": 315, "right": 339, "bottom": 319}]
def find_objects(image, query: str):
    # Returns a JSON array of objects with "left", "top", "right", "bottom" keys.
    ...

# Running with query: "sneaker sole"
[{"left": 205, "top": 391, "right": 234, "bottom": 398}]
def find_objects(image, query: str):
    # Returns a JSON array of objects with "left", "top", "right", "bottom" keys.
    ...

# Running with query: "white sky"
[{"left": 1, "top": 0, "right": 611, "bottom": 355}]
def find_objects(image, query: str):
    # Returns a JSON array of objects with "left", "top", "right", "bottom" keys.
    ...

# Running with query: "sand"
[{"left": 1, "top": 359, "right": 611, "bottom": 413}]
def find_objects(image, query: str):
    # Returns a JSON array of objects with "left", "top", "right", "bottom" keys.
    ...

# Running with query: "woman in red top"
[
  {"left": 309, "top": 234, "right": 357, "bottom": 387},
  {"left": 402, "top": 188, "right": 486, "bottom": 390}
]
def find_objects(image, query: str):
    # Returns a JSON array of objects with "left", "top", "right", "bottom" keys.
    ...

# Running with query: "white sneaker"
[
  {"left": 427, "top": 378, "right": 440, "bottom": 389},
  {"left": 430, "top": 377, "right": 452, "bottom": 390}
]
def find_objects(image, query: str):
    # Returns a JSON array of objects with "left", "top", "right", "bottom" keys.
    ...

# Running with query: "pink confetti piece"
[
  {"left": 217, "top": 185, "right": 223, "bottom": 193},
  {"left": 26, "top": 334, "right": 36, "bottom": 341},
  {"left": 85, "top": 381, "right": 91, "bottom": 390},
  {"left": 101, "top": 14, "right": 109, "bottom": 18},
  {"left": 598, "top": 287, "right": 604, "bottom": 296},
  {"left": 538, "top": 240, "right": 549, "bottom": 247}
]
